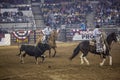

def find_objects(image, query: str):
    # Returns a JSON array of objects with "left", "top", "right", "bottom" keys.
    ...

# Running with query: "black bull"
[{"left": 17, "top": 43, "right": 50, "bottom": 64}]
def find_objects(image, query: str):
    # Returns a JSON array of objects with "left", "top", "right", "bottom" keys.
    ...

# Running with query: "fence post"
[{"left": 33, "top": 30, "right": 36, "bottom": 43}]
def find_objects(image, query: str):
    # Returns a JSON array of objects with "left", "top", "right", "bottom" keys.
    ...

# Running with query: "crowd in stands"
[
  {"left": 40, "top": 0, "right": 119, "bottom": 29},
  {"left": 0, "top": 0, "right": 29, "bottom": 5},
  {"left": 41, "top": 1, "right": 93, "bottom": 29},
  {"left": 0, "top": 27, "right": 8, "bottom": 34},
  {"left": 0, "top": 0, "right": 32, "bottom": 23},
  {"left": 0, "top": 3, "right": 32, "bottom": 23},
  {"left": 0, "top": 0, "right": 119, "bottom": 28},
  {"left": 94, "top": 0, "right": 120, "bottom": 26},
  {"left": 0, "top": 11, "right": 31, "bottom": 23}
]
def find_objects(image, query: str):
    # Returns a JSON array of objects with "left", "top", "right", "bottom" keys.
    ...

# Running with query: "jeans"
[{"left": 95, "top": 35, "right": 103, "bottom": 52}]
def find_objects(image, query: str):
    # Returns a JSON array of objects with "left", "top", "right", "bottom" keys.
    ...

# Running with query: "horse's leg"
[
  {"left": 49, "top": 49, "right": 51, "bottom": 57},
  {"left": 100, "top": 55, "right": 106, "bottom": 66},
  {"left": 83, "top": 57, "right": 90, "bottom": 65},
  {"left": 52, "top": 48, "right": 56, "bottom": 57},
  {"left": 100, "top": 58, "right": 106, "bottom": 66},
  {"left": 83, "top": 53, "right": 90, "bottom": 65},
  {"left": 99, "top": 44, "right": 107, "bottom": 66},
  {"left": 80, "top": 54, "right": 84, "bottom": 64},
  {"left": 109, "top": 55, "right": 112, "bottom": 66}
]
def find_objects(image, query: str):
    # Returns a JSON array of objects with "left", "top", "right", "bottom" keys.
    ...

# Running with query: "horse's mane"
[{"left": 106, "top": 32, "right": 116, "bottom": 46}]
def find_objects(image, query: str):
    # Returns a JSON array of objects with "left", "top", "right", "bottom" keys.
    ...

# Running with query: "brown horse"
[{"left": 36, "top": 29, "right": 58, "bottom": 57}]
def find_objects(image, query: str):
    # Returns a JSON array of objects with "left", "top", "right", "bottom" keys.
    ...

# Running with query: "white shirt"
[
  {"left": 42, "top": 27, "right": 52, "bottom": 35},
  {"left": 93, "top": 28, "right": 101, "bottom": 37}
]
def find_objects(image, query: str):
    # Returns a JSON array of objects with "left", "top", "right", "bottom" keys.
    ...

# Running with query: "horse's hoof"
[
  {"left": 100, "top": 63, "right": 103, "bottom": 66},
  {"left": 80, "top": 62, "right": 84, "bottom": 65},
  {"left": 109, "top": 63, "right": 112, "bottom": 66}
]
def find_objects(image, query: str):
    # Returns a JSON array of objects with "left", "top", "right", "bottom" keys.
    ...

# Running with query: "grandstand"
[{"left": 0, "top": 0, "right": 119, "bottom": 45}]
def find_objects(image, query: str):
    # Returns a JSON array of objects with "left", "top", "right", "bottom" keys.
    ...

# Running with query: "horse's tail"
[{"left": 69, "top": 43, "right": 80, "bottom": 60}]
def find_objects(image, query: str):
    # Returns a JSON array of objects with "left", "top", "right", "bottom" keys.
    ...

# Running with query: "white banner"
[
  {"left": 72, "top": 30, "right": 93, "bottom": 41},
  {"left": 0, "top": 34, "right": 11, "bottom": 46}
]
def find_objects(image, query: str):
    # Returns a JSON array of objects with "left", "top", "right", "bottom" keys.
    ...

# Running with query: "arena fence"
[{"left": 0, "top": 27, "right": 119, "bottom": 46}]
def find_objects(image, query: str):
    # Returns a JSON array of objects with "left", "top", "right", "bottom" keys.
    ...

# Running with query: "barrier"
[
  {"left": 72, "top": 30, "right": 93, "bottom": 41},
  {"left": 12, "top": 30, "right": 31, "bottom": 40},
  {"left": 0, "top": 34, "right": 11, "bottom": 46}
]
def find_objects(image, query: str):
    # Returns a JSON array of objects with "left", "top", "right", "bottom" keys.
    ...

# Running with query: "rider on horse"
[
  {"left": 93, "top": 25, "right": 104, "bottom": 52},
  {"left": 42, "top": 23, "right": 53, "bottom": 44}
]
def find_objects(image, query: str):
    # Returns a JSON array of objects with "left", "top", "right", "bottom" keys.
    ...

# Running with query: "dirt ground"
[{"left": 0, "top": 42, "right": 120, "bottom": 80}]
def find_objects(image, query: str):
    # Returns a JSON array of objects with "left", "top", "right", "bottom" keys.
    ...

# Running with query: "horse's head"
[
  {"left": 49, "top": 30, "right": 58, "bottom": 40},
  {"left": 106, "top": 32, "right": 119, "bottom": 46},
  {"left": 111, "top": 32, "right": 118, "bottom": 42},
  {"left": 47, "top": 30, "right": 58, "bottom": 47},
  {"left": 115, "top": 33, "right": 120, "bottom": 44}
]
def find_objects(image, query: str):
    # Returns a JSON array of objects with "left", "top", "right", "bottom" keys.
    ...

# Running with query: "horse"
[
  {"left": 69, "top": 32, "right": 119, "bottom": 66},
  {"left": 17, "top": 43, "right": 51, "bottom": 64},
  {"left": 36, "top": 29, "right": 58, "bottom": 57}
]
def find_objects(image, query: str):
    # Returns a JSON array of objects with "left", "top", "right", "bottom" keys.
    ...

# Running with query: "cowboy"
[
  {"left": 93, "top": 25, "right": 104, "bottom": 52},
  {"left": 42, "top": 23, "right": 52, "bottom": 44}
]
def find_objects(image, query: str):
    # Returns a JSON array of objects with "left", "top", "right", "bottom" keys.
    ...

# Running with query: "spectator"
[{"left": 80, "top": 21, "right": 86, "bottom": 31}]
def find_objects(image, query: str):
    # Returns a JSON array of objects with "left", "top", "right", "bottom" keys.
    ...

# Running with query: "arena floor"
[{"left": 0, "top": 42, "right": 120, "bottom": 80}]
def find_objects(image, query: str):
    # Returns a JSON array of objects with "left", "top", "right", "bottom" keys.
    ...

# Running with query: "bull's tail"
[
  {"left": 17, "top": 50, "right": 22, "bottom": 56},
  {"left": 69, "top": 43, "right": 80, "bottom": 60},
  {"left": 17, "top": 45, "right": 23, "bottom": 56},
  {"left": 17, "top": 49, "right": 22, "bottom": 56}
]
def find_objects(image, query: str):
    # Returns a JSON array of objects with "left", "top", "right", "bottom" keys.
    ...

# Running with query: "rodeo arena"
[{"left": 0, "top": 0, "right": 120, "bottom": 80}]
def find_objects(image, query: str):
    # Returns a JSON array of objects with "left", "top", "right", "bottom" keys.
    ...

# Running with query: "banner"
[
  {"left": 12, "top": 30, "right": 31, "bottom": 40},
  {"left": 0, "top": 34, "right": 11, "bottom": 46},
  {"left": 72, "top": 29, "right": 93, "bottom": 40}
]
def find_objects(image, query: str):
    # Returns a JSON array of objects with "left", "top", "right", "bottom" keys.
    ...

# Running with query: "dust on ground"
[{"left": 0, "top": 42, "right": 120, "bottom": 80}]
